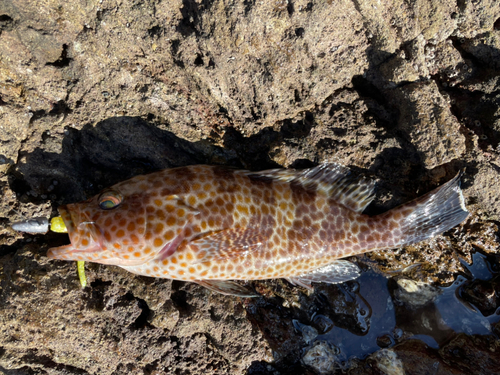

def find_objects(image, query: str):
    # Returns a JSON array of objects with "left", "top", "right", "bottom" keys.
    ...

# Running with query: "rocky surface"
[{"left": 1, "top": 0, "right": 500, "bottom": 374}]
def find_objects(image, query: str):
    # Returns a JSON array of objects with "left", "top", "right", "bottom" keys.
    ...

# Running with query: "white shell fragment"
[{"left": 11, "top": 217, "right": 50, "bottom": 234}]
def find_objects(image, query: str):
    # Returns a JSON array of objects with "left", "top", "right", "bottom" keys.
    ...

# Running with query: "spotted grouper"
[{"left": 47, "top": 164, "right": 469, "bottom": 296}]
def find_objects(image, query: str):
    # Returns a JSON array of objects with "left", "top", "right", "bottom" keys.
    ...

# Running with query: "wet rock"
[
  {"left": 439, "top": 332, "right": 500, "bottom": 374},
  {"left": 314, "top": 282, "right": 371, "bottom": 336},
  {"left": 302, "top": 341, "right": 341, "bottom": 375},
  {"left": 293, "top": 320, "right": 318, "bottom": 344},
  {"left": 394, "top": 278, "right": 441, "bottom": 307},
  {"left": 370, "top": 349, "right": 404, "bottom": 375},
  {"left": 311, "top": 314, "right": 334, "bottom": 335},
  {"left": 460, "top": 274, "right": 500, "bottom": 317},
  {"left": 376, "top": 334, "right": 394, "bottom": 349}
]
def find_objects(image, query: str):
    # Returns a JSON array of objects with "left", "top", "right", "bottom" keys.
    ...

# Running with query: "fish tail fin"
[{"left": 377, "top": 172, "right": 469, "bottom": 247}]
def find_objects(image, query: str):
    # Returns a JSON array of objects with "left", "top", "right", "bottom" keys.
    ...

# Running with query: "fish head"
[{"left": 47, "top": 179, "right": 159, "bottom": 266}]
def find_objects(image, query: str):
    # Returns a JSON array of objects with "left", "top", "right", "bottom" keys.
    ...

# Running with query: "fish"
[{"left": 46, "top": 163, "right": 469, "bottom": 297}]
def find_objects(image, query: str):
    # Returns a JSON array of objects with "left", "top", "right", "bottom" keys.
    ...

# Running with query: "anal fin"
[
  {"left": 286, "top": 260, "right": 361, "bottom": 290},
  {"left": 195, "top": 280, "right": 260, "bottom": 297}
]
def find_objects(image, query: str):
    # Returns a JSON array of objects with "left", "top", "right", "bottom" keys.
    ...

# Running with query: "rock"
[
  {"left": 302, "top": 341, "right": 341, "bottom": 375},
  {"left": 460, "top": 275, "right": 500, "bottom": 317},
  {"left": 462, "top": 31, "right": 500, "bottom": 70},
  {"left": 1, "top": 0, "right": 500, "bottom": 374},
  {"left": 393, "top": 81, "right": 466, "bottom": 169},
  {"left": 370, "top": 349, "right": 404, "bottom": 375},
  {"left": 394, "top": 278, "right": 441, "bottom": 307}
]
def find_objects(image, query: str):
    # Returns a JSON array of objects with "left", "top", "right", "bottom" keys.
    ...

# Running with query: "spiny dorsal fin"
[{"left": 254, "top": 163, "right": 376, "bottom": 213}]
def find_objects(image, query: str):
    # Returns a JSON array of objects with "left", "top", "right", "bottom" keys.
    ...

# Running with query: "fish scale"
[{"left": 47, "top": 163, "right": 469, "bottom": 297}]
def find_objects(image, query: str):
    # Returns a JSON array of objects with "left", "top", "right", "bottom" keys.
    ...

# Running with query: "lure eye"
[{"left": 98, "top": 190, "right": 123, "bottom": 210}]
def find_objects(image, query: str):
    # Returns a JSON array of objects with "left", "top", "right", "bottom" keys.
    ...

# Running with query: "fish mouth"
[
  {"left": 49, "top": 204, "right": 104, "bottom": 254},
  {"left": 47, "top": 205, "right": 80, "bottom": 260}
]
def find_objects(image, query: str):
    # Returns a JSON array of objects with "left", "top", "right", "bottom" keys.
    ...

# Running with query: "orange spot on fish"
[
  {"left": 164, "top": 230, "right": 174, "bottom": 241},
  {"left": 116, "top": 229, "right": 125, "bottom": 238},
  {"left": 133, "top": 252, "right": 141, "bottom": 257},
  {"left": 113, "top": 243, "right": 122, "bottom": 250},
  {"left": 167, "top": 216, "right": 176, "bottom": 226},
  {"left": 127, "top": 222, "right": 136, "bottom": 231},
  {"left": 154, "top": 238, "right": 163, "bottom": 247},
  {"left": 154, "top": 199, "right": 162, "bottom": 207},
  {"left": 144, "top": 247, "right": 152, "bottom": 254},
  {"left": 81, "top": 238, "right": 89, "bottom": 247},
  {"left": 131, "top": 234, "right": 139, "bottom": 244},
  {"left": 154, "top": 223, "right": 164, "bottom": 234}
]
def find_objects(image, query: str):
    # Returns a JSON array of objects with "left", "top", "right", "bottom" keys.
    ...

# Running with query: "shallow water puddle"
[{"left": 296, "top": 252, "right": 500, "bottom": 368}]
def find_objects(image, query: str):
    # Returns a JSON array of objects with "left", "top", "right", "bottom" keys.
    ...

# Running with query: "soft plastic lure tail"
[{"left": 12, "top": 216, "right": 87, "bottom": 287}]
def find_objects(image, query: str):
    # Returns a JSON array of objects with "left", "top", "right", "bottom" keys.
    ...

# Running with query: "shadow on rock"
[{"left": 8, "top": 116, "right": 244, "bottom": 206}]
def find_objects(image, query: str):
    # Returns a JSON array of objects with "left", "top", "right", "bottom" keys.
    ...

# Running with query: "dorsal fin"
[{"left": 253, "top": 163, "right": 376, "bottom": 213}]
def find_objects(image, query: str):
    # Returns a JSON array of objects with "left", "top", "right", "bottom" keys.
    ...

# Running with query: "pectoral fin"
[{"left": 188, "top": 224, "right": 267, "bottom": 263}]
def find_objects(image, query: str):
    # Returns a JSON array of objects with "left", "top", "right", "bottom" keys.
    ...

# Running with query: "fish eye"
[{"left": 98, "top": 190, "right": 123, "bottom": 210}]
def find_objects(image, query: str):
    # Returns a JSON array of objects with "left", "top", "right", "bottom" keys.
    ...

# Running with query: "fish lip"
[{"left": 58, "top": 205, "right": 76, "bottom": 239}]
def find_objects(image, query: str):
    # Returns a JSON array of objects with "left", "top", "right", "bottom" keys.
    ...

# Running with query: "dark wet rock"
[
  {"left": 460, "top": 274, "right": 500, "bottom": 317},
  {"left": 353, "top": 331, "right": 500, "bottom": 375},
  {"left": 376, "top": 334, "right": 394, "bottom": 349},
  {"left": 313, "top": 282, "right": 371, "bottom": 336}
]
